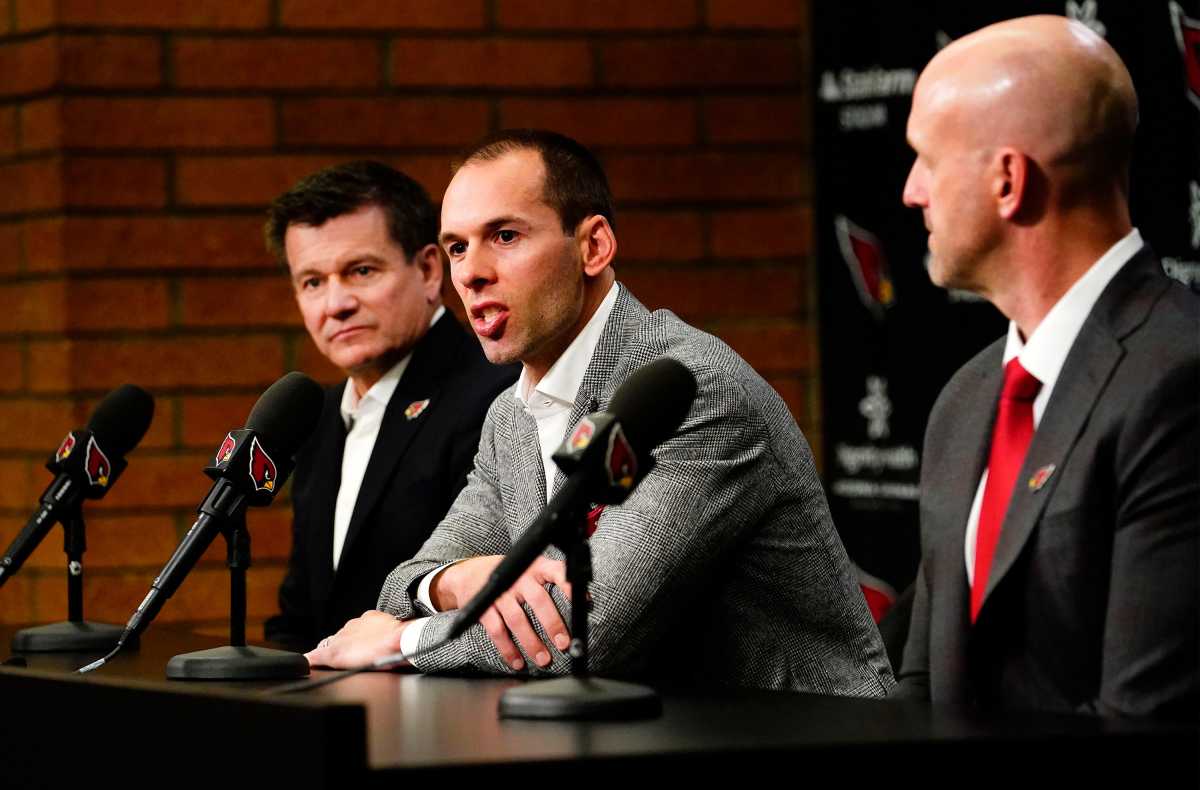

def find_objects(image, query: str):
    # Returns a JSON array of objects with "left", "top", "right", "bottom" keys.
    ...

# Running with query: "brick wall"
[{"left": 0, "top": 0, "right": 816, "bottom": 637}]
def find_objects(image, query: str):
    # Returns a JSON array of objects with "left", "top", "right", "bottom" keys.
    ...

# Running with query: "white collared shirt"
[
  {"left": 401, "top": 283, "right": 620, "bottom": 658},
  {"left": 963, "top": 229, "right": 1144, "bottom": 582},
  {"left": 331, "top": 306, "right": 445, "bottom": 571}
]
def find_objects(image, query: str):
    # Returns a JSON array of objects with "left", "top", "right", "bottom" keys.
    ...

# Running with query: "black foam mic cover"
[
  {"left": 244, "top": 371, "right": 325, "bottom": 458},
  {"left": 86, "top": 384, "right": 155, "bottom": 458}
]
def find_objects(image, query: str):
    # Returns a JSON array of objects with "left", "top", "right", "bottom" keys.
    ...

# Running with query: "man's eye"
[
  {"left": 447, "top": 242, "right": 466, "bottom": 257},
  {"left": 300, "top": 277, "right": 321, "bottom": 290},
  {"left": 496, "top": 229, "right": 518, "bottom": 244}
]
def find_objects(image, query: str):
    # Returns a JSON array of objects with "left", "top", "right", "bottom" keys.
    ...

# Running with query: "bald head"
[{"left": 917, "top": 15, "right": 1137, "bottom": 195}]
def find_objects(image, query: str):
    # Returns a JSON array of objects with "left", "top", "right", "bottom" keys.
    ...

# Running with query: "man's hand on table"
[
  {"left": 305, "top": 610, "right": 409, "bottom": 669},
  {"left": 433, "top": 555, "right": 572, "bottom": 670}
]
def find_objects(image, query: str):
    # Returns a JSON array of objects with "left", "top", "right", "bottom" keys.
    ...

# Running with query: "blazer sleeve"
[
  {"left": 894, "top": 561, "right": 931, "bottom": 700},
  {"left": 264, "top": 487, "right": 317, "bottom": 649},
  {"left": 1088, "top": 354, "right": 1199, "bottom": 718}
]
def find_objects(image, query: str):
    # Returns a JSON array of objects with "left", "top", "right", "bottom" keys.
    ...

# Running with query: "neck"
[
  {"left": 522, "top": 272, "right": 614, "bottom": 389},
  {"left": 988, "top": 210, "right": 1130, "bottom": 338}
]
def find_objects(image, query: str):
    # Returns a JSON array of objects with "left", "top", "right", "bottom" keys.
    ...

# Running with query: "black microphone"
[
  {"left": 0, "top": 385, "right": 154, "bottom": 588},
  {"left": 448, "top": 357, "right": 697, "bottom": 640},
  {"left": 116, "top": 372, "right": 324, "bottom": 648}
]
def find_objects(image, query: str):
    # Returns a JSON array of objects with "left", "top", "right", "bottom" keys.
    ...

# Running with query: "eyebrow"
[{"left": 439, "top": 216, "right": 529, "bottom": 245}]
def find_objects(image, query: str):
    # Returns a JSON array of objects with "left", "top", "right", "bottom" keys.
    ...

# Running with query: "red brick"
[
  {"left": 601, "top": 39, "right": 800, "bottom": 87},
  {"left": 607, "top": 152, "right": 806, "bottom": 203},
  {"left": 60, "top": 34, "right": 162, "bottom": 88},
  {"left": 48, "top": 0, "right": 269, "bottom": 29},
  {"left": 0, "top": 35, "right": 56, "bottom": 96},
  {"left": 17, "top": 96, "right": 60, "bottom": 152},
  {"left": 615, "top": 210, "right": 704, "bottom": 263},
  {"left": 295, "top": 336, "right": 345, "bottom": 385},
  {"left": 90, "top": 452, "right": 216, "bottom": 509},
  {"left": 621, "top": 265, "right": 803, "bottom": 319},
  {"left": 0, "top": 222, "right": 21, "bottom": 273},
  {"left": 0, "top": 106, "right": 17, "bottom": 156},
  {"left": 710, "top": 321, "right": 812, "bottom": 374},
  {"left": 180, "top": 275, "right": 300, "bottom": 329},
  {"left": 710, "top": 207, "right": 813, "bottom": 259},
  {"left": 390, "top": 38, "right": 593, "bottom": 87},
  {"left": 180, "top": 394, "right": 261, "bottom": 448},
  {"left": 280, "top": 97, "right": 489, "bottom": 148},
  {"left": 0, "top": 279, "right": 64, "bottom": 333},
  {"left": 0, "top": 572, "right": 34, "bottom": 623},
  {"left": 0, "top": 397, "right": 76, "bottom": 451},
  {"left": 175, "top": 154, "right": 454, "bottom": 207},
  {"left": 280, "top": 0, "right": 485, "bottom": 30},
  {"left": 24, "top": 216, "right": 272, "bottom": 272},
  {"left": 62, "top": 157, "right": 168, "bottom": 209},
  {"left": 0, "top": 342, "right": 24, "bottom": 390},
  {"left": 0, "top": 458, "right": 35, "bottom": 508},
  {"left": 147, "top": 564, "right": 284, "bottom": 622},
  {"left": 28, "top": 336, "right": 286, "bottom": 392},
  {"left": 58, "top": 98, "right": 274, "bottom": 149},
  {"left": 499, "top": 98, "right": 697, "bottom": 148},
  {"left": 497, "top": 0, "right": 696, "bottom": 30},
  {"left": 5, "top": 514, "right": 178, "bottom": 570},
  {"left": 706, "top": 95, "right": 808, "bottom": 144},
  {"left": 707, "top": 0, "right": 806, "bottom": 29},
  {"left": 175, "top": 37, "right": 382, "bottom": 89},
  {"left": 0, "top": 0, "right": 10, "bottom": 33},
  {"left": 0, "top": 158, "right": 61, "bottom": 213},
  {"left": 13, "top": 0, "right": 53, "bottom": 32},
  {"left": 245, "top": 507, "right": 293, "bottom": 562},
  {"left": 65, "top": 277, "right": 171, "bottom": 331}
]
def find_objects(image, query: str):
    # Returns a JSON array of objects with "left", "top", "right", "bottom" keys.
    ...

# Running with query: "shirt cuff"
[
  {"left": 415, "top": 561, "right": 460, "bottom": 613},
  {"left": 399, "top": 616, "right": 429, "bottom": 659}
]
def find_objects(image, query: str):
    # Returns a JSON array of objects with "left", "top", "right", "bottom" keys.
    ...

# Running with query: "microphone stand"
[
  {"left": 165, "top": 511, "right": 307, "bottom": 680},
  {"left": 11, "top": 506, "right": 133, "bottom": 652},
  {"left": 497, "top": 504, "right": 661, "bottom": 720}
]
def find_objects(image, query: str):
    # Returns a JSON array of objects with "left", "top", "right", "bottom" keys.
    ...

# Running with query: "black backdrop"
[{"left": 813, "top": 1, "right": 1200, "bottom": 611}]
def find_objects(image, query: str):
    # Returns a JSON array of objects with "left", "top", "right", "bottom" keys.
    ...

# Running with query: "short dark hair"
[
  {"left": 457, "top": 129, "right": 616, "bottom": 233},
  {"left": 264, "top": 160, "right": 438, "bottom": 265}
]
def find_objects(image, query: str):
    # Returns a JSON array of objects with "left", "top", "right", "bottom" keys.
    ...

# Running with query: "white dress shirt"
[
  {"left": 331, "top": 306, "right": 444, "bottom": 571},
  {"left": 401, "top": 283, "right": 620, "bottom": 657},
  {"left": 963, "top": 229, "right": 1144, "bottom": 582}
]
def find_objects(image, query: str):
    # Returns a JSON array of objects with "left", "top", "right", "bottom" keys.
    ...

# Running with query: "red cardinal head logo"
[
  {"left": 84, "top": 437, "right": 111, "bottom": 488},
  {"left": 835, "top": 215, "right": 895, "bottom": 320},
  {"left": 569, "top": 418, "right": 596, "bottom": 451},
  {"left": 1171, "top": 1, "right": 1200, "bottom": 110},
  {"left": 55, "top": 433, "right": 77, "bottom": 462},
  {"left": 216, "top": 433, "right": 236, "bottom": 465},
  {"left": 605, "top": 426, "right": 637, "bottom": 492},
  {"left": 248, "top": 437, "right": 277, "bottom": 493}
]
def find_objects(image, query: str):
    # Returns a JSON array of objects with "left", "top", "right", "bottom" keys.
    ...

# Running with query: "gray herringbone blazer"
[{"left": 378, "top": 285, "right": 895, "bottom": 696}]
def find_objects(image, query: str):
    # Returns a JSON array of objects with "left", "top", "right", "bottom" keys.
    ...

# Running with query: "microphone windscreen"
[
  {"left": 86, "top": 384, "right": 155, "bottom": 458},
  {"left": 245, "top": 372, "right": 325, "bottom": 458},
  {"left": 607, "top": 357, "right": 697, "bottom": 459}
]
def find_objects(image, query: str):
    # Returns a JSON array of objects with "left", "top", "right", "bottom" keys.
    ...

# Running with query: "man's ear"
[
  {"left": 413, "top": 243, "right": 444, "bottom": 302},
  {"left": 994, "top": 147, "right": 1028, "bottom": 220},
  {"left": 576, "top": 215, "right": 617, "bottom": 277}
]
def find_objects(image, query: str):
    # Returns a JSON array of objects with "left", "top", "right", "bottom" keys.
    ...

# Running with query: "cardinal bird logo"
[
  {"left": 248, "top": 437, "right": 277, "bottom": 493},
  {"left": 835, "top": 215, "right": 895, "bottom": 320},
  {"left": 216, "top": 433, "right": 236, "bottom": 465},
  {"left": 569, "top": 418, "right": 596, "bottom": 451},
  {"left": 404, "top": 399, "right": 431, "bottom": 420},
  {"left": 84, "top": 437, "right": 111, "bottom": 488},
  {"left": 55, "top": 433, "right": 77, "bottom": 462},
  {"left": 1171, "top": 1, "right": 1200, "bottom": 111},
  {"left": 605, "top": 426, "right": 637, "bottom": 492}
]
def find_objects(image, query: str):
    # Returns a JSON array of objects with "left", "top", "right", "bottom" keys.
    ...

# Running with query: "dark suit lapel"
[
  {"left": 336, "top": 315, "right": 457, "bottom": 570},
  {"left": 982, "top": 247, "right": 1165, "bottom": 606},
  {"left": 306, "top": 390, "right": 347, "bottom": 587}
]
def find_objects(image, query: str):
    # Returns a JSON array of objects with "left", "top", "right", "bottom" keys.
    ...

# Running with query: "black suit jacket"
[
  {"left": 898, "top": 247, "right": 1199, "bottom": 718},
  {"left": 264, "top": 313, "right": 517, "bottom": 650}
]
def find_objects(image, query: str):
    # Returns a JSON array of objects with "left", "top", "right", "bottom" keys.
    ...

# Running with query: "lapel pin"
[
  {"left": 1028, "top": 464, "right": 1056, "bottom": 492},
  {"left": 404, "top": 399, "right": 431, "bottom": 420}
]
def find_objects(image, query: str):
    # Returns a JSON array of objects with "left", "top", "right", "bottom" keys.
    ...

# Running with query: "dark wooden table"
[{"left": 1, "top": 625, "right": 1194, "bottom": 787}]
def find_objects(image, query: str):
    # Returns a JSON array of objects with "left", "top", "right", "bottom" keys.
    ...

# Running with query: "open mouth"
[{"left": 471, "top": 303, "right": 509, "bottom": 340}]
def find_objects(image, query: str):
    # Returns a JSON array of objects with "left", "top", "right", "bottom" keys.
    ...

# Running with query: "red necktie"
[{"left": 972, "top": 358, "right": 1041, "bottom": 622}]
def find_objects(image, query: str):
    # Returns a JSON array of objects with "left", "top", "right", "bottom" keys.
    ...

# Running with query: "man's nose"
[
  {"left": 454, "top": 246, "right": 497, "bottom": 292},
  {"left": 325, "top": 278, "right": 358, "bottom": 317},
  {"left": 902, "top": 163, "right": 925, "bottom": 208}
]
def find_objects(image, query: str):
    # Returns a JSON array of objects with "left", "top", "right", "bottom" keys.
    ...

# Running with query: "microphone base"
[
  {"left": 166, "top": 645, "right": 309, "bottom": 681},
  {"left": 12, "top": 620, "right": 134, "bottom": 653},
  {"left": 498, "top": 676, "right": 662, "bottom": 720}
]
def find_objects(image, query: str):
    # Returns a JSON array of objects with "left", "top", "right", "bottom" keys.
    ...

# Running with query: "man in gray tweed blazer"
[{"left": 305, "top": 130, "right": 894, "bottom": 696}]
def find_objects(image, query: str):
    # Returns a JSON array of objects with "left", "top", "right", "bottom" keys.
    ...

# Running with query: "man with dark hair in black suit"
[{"left": 262, "top": 161, "right": 516, "bottom": 650}]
